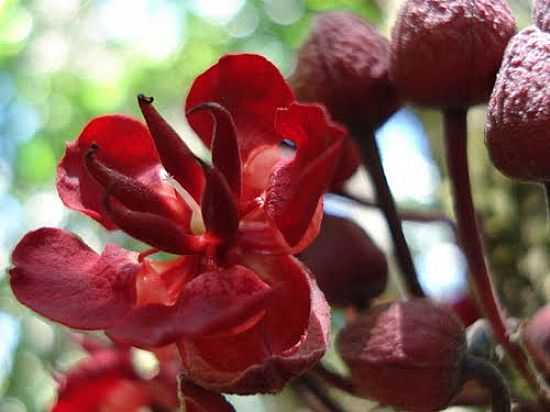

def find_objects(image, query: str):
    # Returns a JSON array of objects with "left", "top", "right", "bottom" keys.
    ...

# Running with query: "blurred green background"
[{"left": 0, "top": 0, "right": 543, "bottom": 411}]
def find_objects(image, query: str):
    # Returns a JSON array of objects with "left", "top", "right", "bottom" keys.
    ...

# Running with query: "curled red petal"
[
  {"left": 180, "top": 378, "right": 235, "bottom": 412},
  {"left": 85, "top": 146, "right": 190, "bottom": 225},
  {"left": 265, "top": 104, "right": 344, "bottom": 246},
  {"left": 104, "top": 195, "right": 206, "bottom": 255},
  {"left": 187, "top": 102, "right": 242, "bottom": 199},
  {"left": 10, "top": 228, "right": 137, "bottom": 330},
  {"left": 201, "top": 167, "right": 240, "bottom": 240},
  {"left": 138, "top": 95, "right": 205, "bottom": 201},
  {"left": 108, "top": 265, "right": 272, "bottom": 348},
  {"left": 57, "top": 115, "right": 166, "bottom": 229},
  {"left": 185, "top": 54, "right": 294, "bottom": 159},
  {"left": 178, "top": 255, "right": 330, "bottom": 394},
  {"left": 236, "top": 199, "right": 323, "bottom": 255}
]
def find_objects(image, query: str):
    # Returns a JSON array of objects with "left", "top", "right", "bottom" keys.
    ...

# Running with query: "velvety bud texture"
[
  {"left": 534, "top": 0, "right": 550, "bottom": 32},
  {"left": 485, "top": 26, "right": 550, "bottom": 181},
  {"left": 291, "top": 11, "right": 400, "bottom": 132},
  {"left": 522, "top": 304, "right": 550, "bottom": 380},
  {"left": 390, "top": 0, "right": 516, "bottom": 108},
  {"left": 299, "top": 214, "right": 387, "bottom": 308},
  {"left": 337, "top": 299, "right": 466, "bottom": 411}
]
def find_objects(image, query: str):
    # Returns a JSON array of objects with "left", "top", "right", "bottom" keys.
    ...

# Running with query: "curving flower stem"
[
  {"left": 294, "top": 376, "right": 347, "bottom": 412},
  {"left": 443, "top": 108, "right": 538, "bottom": 394},
  {"left": 311, "top": 364, "right": 356, "bottom": 395},
  {"left": 461, "top": 354, "right": 511, "bottom": 412},
  {"left": 333, "top": 190, "right": 457, "bottom": 236},
  {"left": 356, "top": 129, "right": 424, "bottom": 297}
]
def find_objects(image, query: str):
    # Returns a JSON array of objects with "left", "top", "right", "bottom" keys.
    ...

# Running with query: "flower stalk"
[
  {"left": 443, "top": 108, "right": 538, "bottom": 395},
  {"left": 356, "top": 129, "right": 424, "bottom": 297}
]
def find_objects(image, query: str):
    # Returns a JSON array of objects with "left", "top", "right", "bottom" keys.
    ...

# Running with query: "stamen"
[
  {"left": 187, "top": 102, "right": 242, "bottom": 200},
  {"left": 85, "top": 145, "right": 184, "bottom": 221},
  {"left": 138, "top": 94, "right": 205, "bottom": 202},
  {"left": 103, "top": 194, "right": 206, "bottom": 255}
]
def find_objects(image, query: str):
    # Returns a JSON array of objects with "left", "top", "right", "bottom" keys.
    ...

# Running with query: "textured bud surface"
[
  {"left": 486, "top": 26, "right": 550, "bottom": 181},
  {"left": 391, "top": 0, "right": 516, "bottom": 108},
  {"left": 291, "top": 11, "right": 399, "bottom": 131},
  {"left": 534, "top": 0, "right": 550, "bottom": 32},
  {"left": 299, "top": 214, "right": 387, "bottom": 307},
  {"left": 522, "top": 304, "right": 550, "bottom": 379},
  {"left": 338, "top": 299, "right": 466, "bottom": 411}
]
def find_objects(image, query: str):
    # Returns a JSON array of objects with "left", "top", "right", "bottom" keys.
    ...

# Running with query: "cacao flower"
[{"left": 10, "top": 54, "right": 337, "bottom": 394}]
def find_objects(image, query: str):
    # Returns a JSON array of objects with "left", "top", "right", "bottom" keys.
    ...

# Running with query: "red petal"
[
  {"left": 10, "top": 228, "right": 137, "bottom": 330},
  {"left": 236, "top": 200, "right": 323, "bottom": 255},
  {"left": 201, "top": 167, "right": 240, "bottom": 240},
  {"left": 180, "top": 378, "right": 235, "bottom": 412},
  {"left": 242, "top": 145, "right": 285, "bottom": 203},
  {"left": 108, "top": 265, "right": 272, "bottom": 348},
  {"left": 178, "top": 256, "right": 330, "bottom": 394},
  {"left": 57, "top": 115, "right": 167, "bottom": 229},
  {"left": 185, "top": 54, "right": 294, "bottom": 159},
  {"left": 265, "top": 104, "right": 344, "bottom": 246},
  {"left": 187, "top": 102, "right": 242, "bottom": 199},
  {"left": 138, "top": 95, "right": 206, "bottom": 201},
  {"left": 52, "top": 347, "right": 149, "bottom": 412},
  {"left": 104, "top": 195, "right": 205, "bottom": 255}
]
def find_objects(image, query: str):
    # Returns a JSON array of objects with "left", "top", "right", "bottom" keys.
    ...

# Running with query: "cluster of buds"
[{"left": 7, "top": 0, "right": 550, "bottom": 411}]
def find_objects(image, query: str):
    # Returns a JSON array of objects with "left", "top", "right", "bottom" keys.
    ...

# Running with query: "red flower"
[
  {"left": 51, "top": 338, "right": 234, "bottom": 412},
  {"left": 10, "top": 54, "right": 339, "bottom": 393}
]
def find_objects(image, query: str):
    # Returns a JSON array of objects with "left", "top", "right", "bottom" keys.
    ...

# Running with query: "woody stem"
[
  {"left": 461, "top": 354, "right": 511, "bottom": 412},
  {"left": 333, "top": 190, "right": 456, "bottom": 236},
  {"left": 311, "top": 364, "right": 356, "bottom": 395},
  {"left": 294, "top": 376, "right": 347, "bottom": 412},
  {"left": 443, "top": 108, "right": 538, "bottom": 394},
  {"left": 356, "top": 129, "right": 424, "bottom": 297}
]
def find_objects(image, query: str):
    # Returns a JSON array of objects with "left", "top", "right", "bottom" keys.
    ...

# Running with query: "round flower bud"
[
  {"left": 522, "top": 304, "right": 550, "bottom": 380},
  {"left": 485, "top": 26, "right": 550, "bottom": 181},
  {"left": 337, "top": 299, "right": 466, "bottom": 411},
  {"left": 390, "top": 0, "right": 516, "bottom": 108},
  {"left": 534, "top": 0, "right": 550, "bottom": 32},
  {"left": 291, "top": 11, "right": 400, "bottom": 132},
  {"left": 299, "top": 214, "right": 387, "bottom": 308}
]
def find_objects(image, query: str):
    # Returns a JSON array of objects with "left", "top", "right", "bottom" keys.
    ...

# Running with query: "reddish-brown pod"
[
  {"left": 337, "top": 299, "right": 466, "bottom": 411},
  {"left": 534, "top": 0, "right": 550, "bottom": 32},
  {"left": 299, "top": 214, "right": 388, "bottom": 308},
  {"left": 522, "top": 304, "right": 550, "bottom": 380},
  {"left": 390, "top": 0, "right": 516, "bottom": 108},
  {"left": 485, "top": 26, "right": 550, "bottom": 181},
  {"left": 291, "top": 11, "right": 400, "bottom": 132}
]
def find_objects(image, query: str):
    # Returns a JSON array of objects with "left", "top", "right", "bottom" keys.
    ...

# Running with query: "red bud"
[
  {"left": 390, "top": 0, "right": 516, "bottom": 108},
  {"left": 522, "top": 304, "right": 550, "bottom": 381},
  {"left": 485, "top": 26, "right": 550, "bottom": 182},
  {"left": 337, "top": 299, "right": 466, "bottom": 411},
  {"left": 291, "top": 11, "right": 400, "bottom": 132},
  {"left": 299, "top": 214, "right": 387, "bottom": 308}
]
